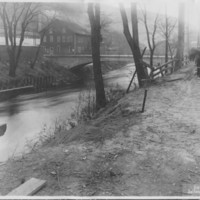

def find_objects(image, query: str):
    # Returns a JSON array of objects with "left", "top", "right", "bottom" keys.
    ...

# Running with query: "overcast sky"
[
  {"left": 0, "top": 0, "right": 199, "bottom": 31},
  {"left": 85, "top": 0, "right": 200, "bottom": 31}
]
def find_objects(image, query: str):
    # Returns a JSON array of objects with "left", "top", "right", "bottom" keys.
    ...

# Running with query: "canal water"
[{"left": 0, "top": 63, "right": 136, "bottom": 162}]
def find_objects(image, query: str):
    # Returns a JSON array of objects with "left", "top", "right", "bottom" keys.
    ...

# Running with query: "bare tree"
[
  {"left": 88, "top": 3, "right": 106, "bottom": 110},
  {"left": 29, "top": 12, "right": 58, "bottom": 69},
  {"left": 141, "top": 8, "right": 159, "bottom": 68},
  {"left": 120, "top": 3, "right": 148, "bottom": 87},
  {"left": 168, "top": 35, "right": 177, "bottom": 59},
  {"left": 29, "top": 20, "right": 52, "bottom": 69},
  {"left": 100, "top": 12, "right": 113, "bottom": 33},
  {"left": 159, "top": 7, "right": 177, "bottom": 63},
  {"left": 29, "top": 3, "right": 85, "bottom": 69},
  {"left": 175, "top": 2, "right": 185, "bottom": 70},
  {"left": 0, "top": 2, "right": 42, "bottom": 77}
]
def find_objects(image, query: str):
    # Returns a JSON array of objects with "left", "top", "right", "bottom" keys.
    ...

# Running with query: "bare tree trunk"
[
  {"left": 150, "top": 53, "right": 154, "bottom": 67},
  {"left": 0, "top": 3, "right": 42, "bottom": 77},
  {"left": 30, "top": 48, "right": 40, "bottom": 69},
  {"left": 8, "top": 49, "right": 16, "bottom": 77},
  {"left": 120, "top": 3, "right": 147, "bottom": 87},
  {"left": 165, "top": 36, "right": 169, "bottom": 74},
  {"left": 88, "top": 3, "right": 106, "bottom": 110},
  {"left": 175, "top": 2, "right": 185, "bottom": 70},
  {"left": 165, "top": 11, "right": 169, "bottom": 64},
  {"left": 9, "top": 57, "right": 16, "bottom": 77},
  {"left": 142, "top": 8, "right": 159, "bottom": 69},
  {"left": 168, "top": 42, "right": 174, "bottom": 59},
  {"left": 30, "top": 35, "right": 44, "bottom": 69},
  {"left": 165, "top": 37, "right": 169, "bottom": 63},
  {"left": 131, "top": 3, "right": 139, "bottom": 46}
]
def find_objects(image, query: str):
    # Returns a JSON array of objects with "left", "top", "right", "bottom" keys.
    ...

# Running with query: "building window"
[
  {"left": 78, "top": 37, "right": 83, "bottom": 43},
  {"left": 67, "top": 35, "right": 73, "bottom": 43},
  {"left": 50, "top": 47, "right": 54, "bottom": 55},
  {"left": 45, "top": 47, "right": 49, "bottom": 54},
  {"left": 62, "top": 28, "right": 66, "bottom": 33},
  {"left": 43, "top": 35, "right": 46, "bottom": 42},
  {"left": 50, "top": 35, "right": 53, "bottom": 43},
  {"left": 57, "top": 36, "right": 61, "bottom": 43},
  {"left": 62, "top": 35, "right": 66, "bottom": 43},
  {"left": 49, "top": 28, "right": 53, "bottom": 34},
  {"left": 57, "top": 45, "right": 60, "bottom": 53}
]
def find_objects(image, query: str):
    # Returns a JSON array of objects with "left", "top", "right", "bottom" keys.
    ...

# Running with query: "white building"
[{"left": 0, "top": 29, "right": 40, "bottom": 46}]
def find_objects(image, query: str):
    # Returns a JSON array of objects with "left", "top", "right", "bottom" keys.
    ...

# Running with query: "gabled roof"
[
  {"left": 58, "top": 19, "right": 90, "bottom": 35},
  {"left": 40, "top": 19, "right": 90, "bottom": 36}
]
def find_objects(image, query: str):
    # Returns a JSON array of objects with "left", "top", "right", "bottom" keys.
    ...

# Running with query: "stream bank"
[
  {"left": 0, "top": 61, "right": 134, "bottom": 163},
  {"left": 1, "top": 62, "right": 199, "bottom": 196}
]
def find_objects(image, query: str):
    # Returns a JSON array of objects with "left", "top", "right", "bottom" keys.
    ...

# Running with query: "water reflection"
[
  {"left": 0, "top": 88, "right": 81, "bottom": 161},
  {"left": 7, "top": 98, "right": 20, "bottom": 116}
]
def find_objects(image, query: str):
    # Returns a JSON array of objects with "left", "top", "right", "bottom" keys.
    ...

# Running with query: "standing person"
[
  {"left": 195, "top": 52, "right": 200, "bottom": 77},
  {"left": 189, "top": 48, "right": 200, "bottom": 77}
]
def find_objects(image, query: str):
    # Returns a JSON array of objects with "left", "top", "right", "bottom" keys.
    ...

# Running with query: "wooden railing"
[{"left": 150, "top": 59, "right": 177, "bottom": 79}]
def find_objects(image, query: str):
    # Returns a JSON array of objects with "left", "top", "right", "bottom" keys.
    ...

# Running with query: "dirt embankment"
[
  {"left": 0, "top": 60, "right": 129, "bottom": 91},
  {"left": 1, "top": 62, "right": 200, "bottom": 196},
  {"left": 0, "top": 61, "right": 79, "bottom": 86}
]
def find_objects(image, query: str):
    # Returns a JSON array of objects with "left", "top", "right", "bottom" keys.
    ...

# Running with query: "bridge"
[{"left": 44, "top": 54, "right": 166, "bottom": 70}]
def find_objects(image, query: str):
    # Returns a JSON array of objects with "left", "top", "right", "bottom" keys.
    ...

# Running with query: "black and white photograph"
[{"left": 0, "top": 0, "right": 200, "bottom": 197}]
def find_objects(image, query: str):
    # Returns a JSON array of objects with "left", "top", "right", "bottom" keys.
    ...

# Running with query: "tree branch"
[
  {"left": 152, "top": 13, "right": 159, "bottom": 50},
  {"left": 119, "top": 3, "right": 133, "bottom": 50}
]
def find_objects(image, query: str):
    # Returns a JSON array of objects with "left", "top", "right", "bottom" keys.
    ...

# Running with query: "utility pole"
[{"left": 175, "top": 2, "right": 185, "bottom": 70}]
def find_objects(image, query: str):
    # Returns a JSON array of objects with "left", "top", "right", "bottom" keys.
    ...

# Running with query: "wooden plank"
[
  {"left": 126, "top": 69, "right": 136, "bottom": 93},
  {"left": 7, "top": 178, "right": 46, "bottom": 196},
  {"left": 153, "top": 59, "right": 176, "bottom": 71},
  {"left": 153, "top": 65, "right": 174, "bottom": 77}
]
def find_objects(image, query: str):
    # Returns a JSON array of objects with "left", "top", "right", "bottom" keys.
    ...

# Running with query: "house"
[{"left": 40, "top": 19, "right": 91, "bottom": 55}]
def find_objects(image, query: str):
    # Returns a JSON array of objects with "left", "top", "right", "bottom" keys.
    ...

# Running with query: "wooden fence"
[
  {"left": 150, "top": 59, "right": 177, "bottom": 80},
  {"left": 0, "top": 76, "right": 56, "bottom": 93},
  {"left": 143, "top": 59, "right": 177, "bottom": 80}
]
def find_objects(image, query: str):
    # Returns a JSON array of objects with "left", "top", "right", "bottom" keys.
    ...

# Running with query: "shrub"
[
  {"left": 71, "top": 86, "right": 96, "bottom": 123},
  {"left": 71, "top": 84, "right": 125, "bottom": 124}
]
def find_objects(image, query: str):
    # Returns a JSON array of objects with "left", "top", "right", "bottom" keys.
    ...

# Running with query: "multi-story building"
[{"left": 40, "top": 19, "right": 91, "bottom": 55}]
